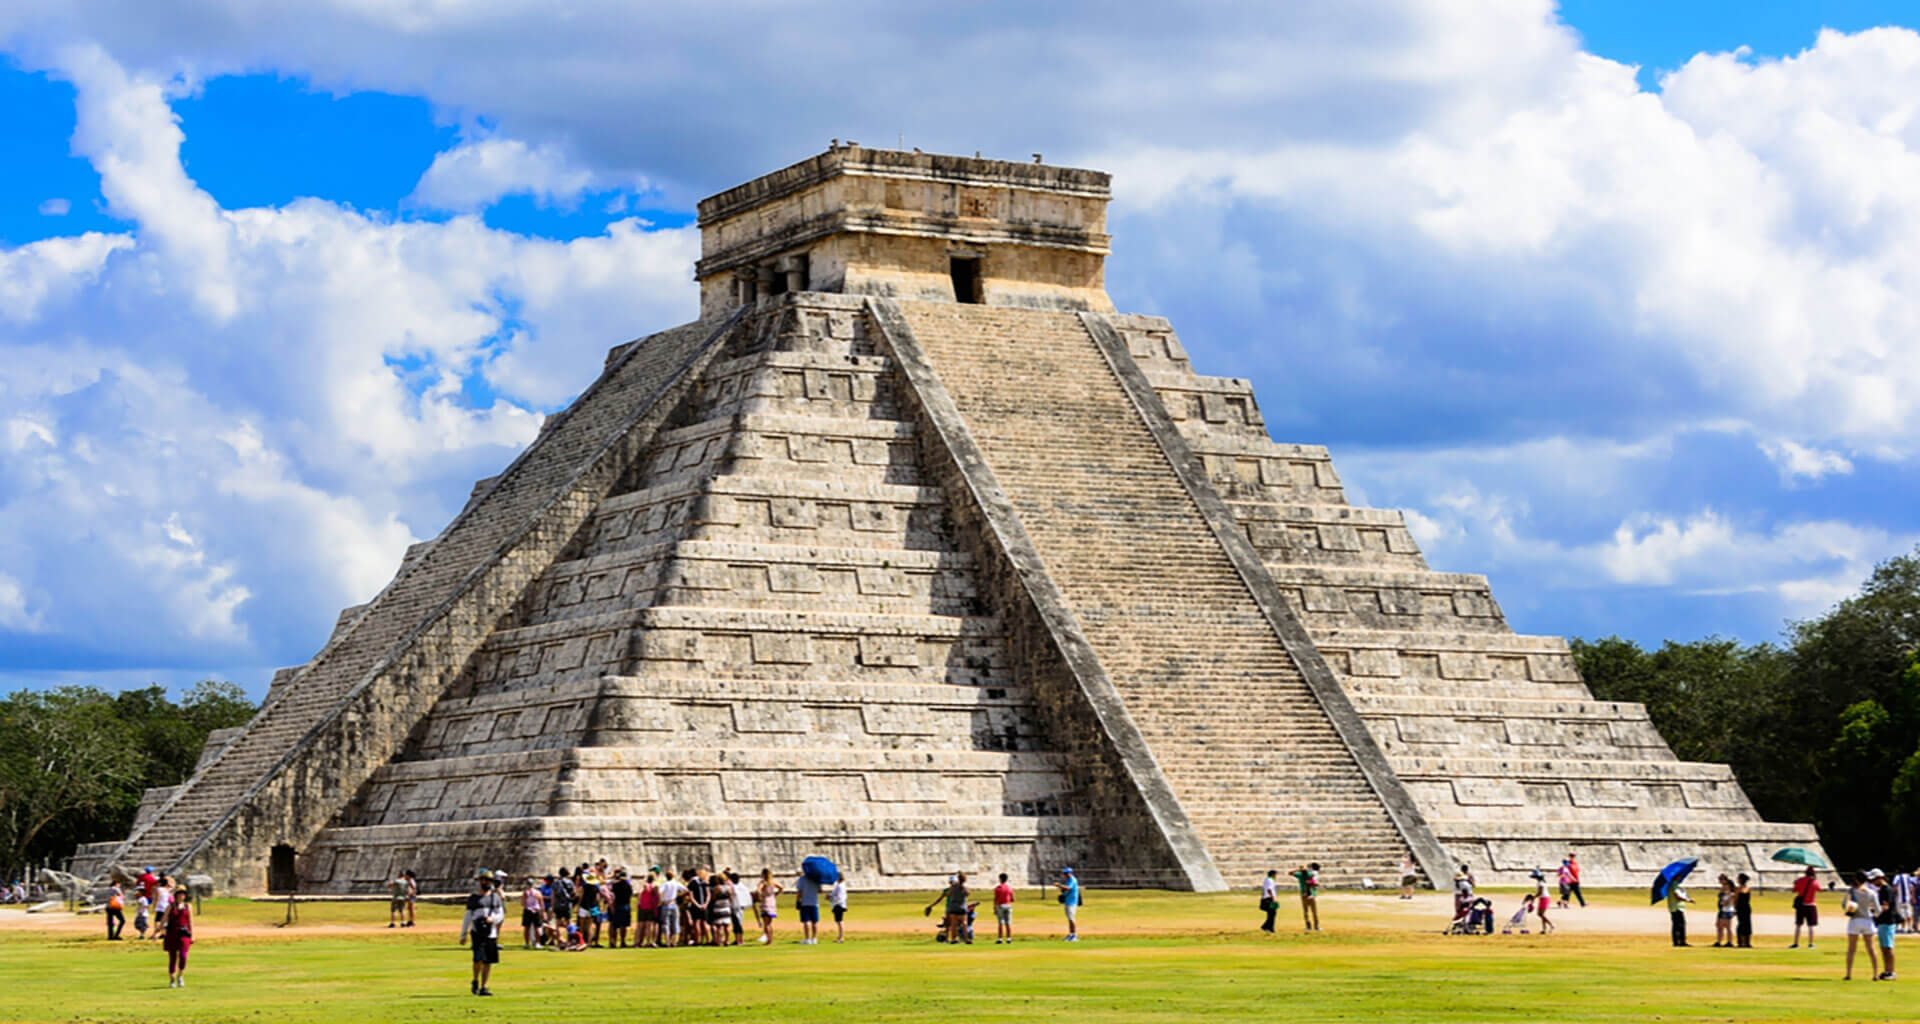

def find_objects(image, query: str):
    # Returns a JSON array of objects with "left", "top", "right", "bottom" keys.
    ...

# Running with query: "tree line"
[
  {"left": 1574, "top": 546, "right": 1920, "bottom": 871},
  {"left": 0, "top": 681, "right": 255, "bottom": 879}
]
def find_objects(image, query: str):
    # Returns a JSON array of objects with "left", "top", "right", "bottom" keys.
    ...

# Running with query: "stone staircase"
[
  {"left": 890, "top": 301, "right": 1421, "bottom": 887},
  {"left": 105, "top": 315, "right": 740, "bottom": 889},
  {"left": 1110, "top": 312, "right": 1825, "bottom": 884},
  {"left": 291, "top": 295, "right": 1141, "bottom": 893}
]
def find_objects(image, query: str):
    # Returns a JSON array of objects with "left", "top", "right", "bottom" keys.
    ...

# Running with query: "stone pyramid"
[{"left": 90, "top": 147, "right": 1824, "bottom": 894}]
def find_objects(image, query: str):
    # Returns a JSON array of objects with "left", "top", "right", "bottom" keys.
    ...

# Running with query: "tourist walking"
[
  {"left": 1563, "top": 853, "right": 1586, "bottom": 907},
  {"left": 993, "top": 872, "right": 1015, "bottom": 944},
  {"left": 794, "top": 866, "right": 822, "bottom": 945},
  {"left": 162, "top": 878, "right": 192, "bottom": 989},
  {"left": 1399, "top": 856, "right": 1417, "bottom": 900},
  {"left": 1667, "top": 882, "right": 1693, "bottom": 947},
  {"left": 1260, "top": 870, "right": 1280, "bottom": 933},
  {"left": 1713, "top": 875, "right": 1735, "bottom": 947},
  {"left": 1531, "top": 869, "right": 1554, "bottom": 934},
  {"left": 1869, "top": 869, "right": 1897, "bottom": 980},
  {"left": 1292, "top": 863, "right": 1321, "bottom": 932},
  {"left": 1734, "top": 873, "right": 1754, "bottom": 948},
  {"left": 753, "top": 869, "right": 781, "bottom": 945},
  {"left": 1055, "top": 867, "right": 1082, "bottom": 942},
  {"left": 927, "top": 873, "right": 969, "bottom": 944},
  {"left": 134, "top": 890, "right": 151, "bottom": 940},
  {"left": 404, "top": 869, "right": 418, "bottom": 928},
  {"left": 468, "top": 873, "right": 504, "bottom": 996},
  {"left": 1842, "top": 872, "right": 1881, "bottom": 981},
  {"left": 1790, "top": 866, "right": 1822, "bottom": 948},
  {"left": 105, "top": 883, "right": 125, "bottom": 940},
  {"left": 829, "top": 876, "right": 848, "bottom": 943}
]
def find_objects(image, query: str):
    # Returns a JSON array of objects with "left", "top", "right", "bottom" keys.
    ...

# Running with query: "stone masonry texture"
[{"left": 93, "top": 148, "right": 1825, "bottom": 894}]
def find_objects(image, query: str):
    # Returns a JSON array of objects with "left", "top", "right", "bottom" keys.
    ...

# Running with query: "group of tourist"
[
  {"left": 922, "top": 868, "right": 1082, "bottom": 944},
  {"left": 1772, "top": 865, "right": 1914, "bottom": 981},
  {"left": 102, "top": 867, "right": 193, "bottom": 987},
  {"left": 1260, "top": 864, "right": 1321, "bottom": 933},
  {"left": 450, "top": 859, "right": 851, "bottom": 994}
]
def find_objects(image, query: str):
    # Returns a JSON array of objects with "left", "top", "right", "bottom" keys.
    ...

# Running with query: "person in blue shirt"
[{"left": 1052, "top": 868, "right": 1082, "bottom": 942}]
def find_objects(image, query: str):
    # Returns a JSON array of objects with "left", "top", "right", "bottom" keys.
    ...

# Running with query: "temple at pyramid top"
[{"left": 695, "top": 145, "right": 1115, "bottom": 316}]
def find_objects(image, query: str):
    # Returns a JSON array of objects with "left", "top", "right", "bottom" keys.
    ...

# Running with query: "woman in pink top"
[{"left": 162, "top": 880, "right": 193, "bottom": 989}]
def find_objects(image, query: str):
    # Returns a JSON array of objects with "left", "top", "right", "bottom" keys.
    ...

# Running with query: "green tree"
[
  {"left": 0, "top": 689, "right": 145, "bottom": 876},
  {"left": 0, "top": 681, "right": 255, "bottom": 878}
]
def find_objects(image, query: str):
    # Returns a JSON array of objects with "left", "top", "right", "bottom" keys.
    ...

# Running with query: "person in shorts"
[
  {"left": 926, "top": 873, "right": 969, "bottom": 944},
  {"left": 993, "top": 873, "right": 1015, "bottom": 944},
  {"left": 468, "top": 873, "right": 504, "bottom": 996},
  {"left": 1054, "top": 867, "right": 1082, "bottom": 941},
  {"left": 1790, "top": 866, "right": 1822, "bottom": 948},
  {"left": 520, "top": 875, "right": 545, "bottom": 949},
  {"left": 794, "top": 868, "right": 822, "bottom": 945},
  {"left": 1841, "top": 872, "right": 1881, "bottom": 980},
  {"left": 388, "top": 872, "right": 409, "bottom": 928},
  {"left": 635, "top": 871, "right": 660, "bottom": 948},
  {"left": 1894, "top": 867, "right": 1918, "bottom": 935},
  {"left": 1869, "top": 869, "right": 1897, "bottom": 980},
  {"left": 608, "top": 868, "right": 633, "bottom": 948},
  {"left": 706, "top": 869, "right": 734, "bottom": 947},
  {"left": 755, "top": 869, "right": 783, "bottom": 945},
  {"left": 1399, "top": 856, "right": 1417, "bottom": 901},
  {"left": 829, "top": 876, "right": 848, "bottom": 943}
]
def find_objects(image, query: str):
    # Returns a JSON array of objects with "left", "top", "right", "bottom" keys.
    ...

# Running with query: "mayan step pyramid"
[{"left": 89, "top": 146, "right": 1826, "bottom": 894}]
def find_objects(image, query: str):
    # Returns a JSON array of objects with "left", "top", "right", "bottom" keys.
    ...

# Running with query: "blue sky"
[{"left": 2, "top": 2, "right": 1918, "bottom": 698}]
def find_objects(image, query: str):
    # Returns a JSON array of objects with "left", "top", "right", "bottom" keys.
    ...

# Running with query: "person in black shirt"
[
  {"left": 686, "top": 869, "right": 712, "bottom": 946},
  {"left": 1734, "top": 873, "right": 1754, "bottom": 948},
  {"left": 608, "top": 869, "right": 634, "bottom": 948}
]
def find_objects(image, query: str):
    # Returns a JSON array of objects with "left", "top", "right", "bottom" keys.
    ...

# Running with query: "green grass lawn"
[{"left": 0, "top": 890, "right": 1905, "bottom": 1023}]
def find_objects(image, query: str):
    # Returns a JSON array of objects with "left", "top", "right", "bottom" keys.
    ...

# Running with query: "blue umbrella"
[
  {"left": 801, "top": 856, "right": 840, "bottom": 885},
  {"left": 1650, "top": 858, "right": 1699, "bottom": 905}
]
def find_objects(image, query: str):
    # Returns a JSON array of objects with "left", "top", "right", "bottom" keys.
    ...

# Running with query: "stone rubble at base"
[{"left": 77, "top": 146, "right": 1826, "bottom": 896}]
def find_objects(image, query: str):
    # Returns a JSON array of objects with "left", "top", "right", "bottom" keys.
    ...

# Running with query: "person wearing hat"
[
  {"left": 1053, "top": 868, "right": 1082, "bottom": 942},
  {"left": 1868, "top": 869, "right": 1897, "bottom": 980}
]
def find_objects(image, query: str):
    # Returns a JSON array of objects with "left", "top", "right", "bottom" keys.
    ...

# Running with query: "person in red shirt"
[
  {"left": 162, "top": 878, "right": 193, "bottom": 988},
  {"left": 993, "top": 873, "right": 1015, "bottom": 944},
  {"left": 138, "top": 868, "right": 157, "bottom": 904},
  {"left": 1791, "top": 866, "right": 1823, "bottom": 948}
]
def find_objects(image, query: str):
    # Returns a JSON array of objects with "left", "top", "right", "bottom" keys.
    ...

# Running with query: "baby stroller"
[
  {"left": 1446, "top": 897, "right": 1495, "bottom": 935},
  {"left": 1500, "top": 894, "right": 1536, "bottom": 934}
]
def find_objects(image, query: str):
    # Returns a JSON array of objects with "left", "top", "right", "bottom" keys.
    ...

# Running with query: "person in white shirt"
[
  {"left": 1400, "top": 856, "right": 1418, "bottom": 900},
  {"left": 657, "top": 874, "right": 685, "bottom": 946},
  {"left": 829, "top": 878, "right": 849, "bottom": 943},
  {"left": 1260, "top": 871, "right": 1280, "bottom": 933}
]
